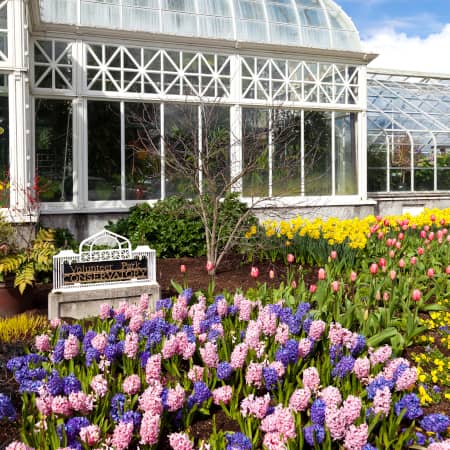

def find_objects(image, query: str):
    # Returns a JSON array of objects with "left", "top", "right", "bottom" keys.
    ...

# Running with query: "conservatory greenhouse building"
[{"left": 0, "top": 0, "right": 449, "bottom": 238}]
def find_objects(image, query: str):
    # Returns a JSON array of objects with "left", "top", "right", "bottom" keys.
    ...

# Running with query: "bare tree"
[{"left": 126, "top": 100, "right": 331, "bottom": 273}]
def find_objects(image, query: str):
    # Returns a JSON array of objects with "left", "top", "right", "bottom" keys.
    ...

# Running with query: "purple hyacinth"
[
  {"left": 63, "top": 374, "right": 82, "bottom": 395},
  {"left": 69, "top": 324, "right": 84, "bottom": 341},
  {"left": 225, "top": 432, "right": 252, "bottom": 450},
  {"left": 394, "top": 394, "right": 423, "bottom": 420},
  {"left": 217, "top": 362, "right": 233, "bottom": 380},
  {"left": 0, "top": 393, "right": 16, "bottom": 421},
  {"left": 82, "top": 330, "right": 97, "bottom": 351},
  {"left": 122, "top": 410, "right": 142, "bottom": 430},
  {"left": 304, "top": 424, "right": 325, "bottom": 446},
  {"left": 351, "top": 334, "right": 366, "bottom": 357},
  {"left": 156, "top": 297, "right": 172, "bottom": 310},
  {"left": 310, "top": 399, "right": 326, "bottom": 425},
  {"left": 419, "top": 414, "right": 450, "bottom": 434},
  {"left": 362, "top": 445, "right": 378, "bottom": 450},
  {"left": 262, "top": 366, "right": 279, "bottom": 391},
  {"left": 332, "top": 356, "right": 355, "bottom": 378},
  {"left": 64, "top": 416, "right": 90, "bottom": 442},
  {"left": 366, "top": 376, "right": 394, "bottom": 400},
  {"left": 188, "top": 381, "right": 211, "bottom": 407},
  {"left": 110, "top": 393, "right": 126, "bottom": 422},
  {"left": 48, "top": 370, "right": 64, "bottom": 396},
  {"left": 52, "top": 339, "right": 65, "bottom": 363}
]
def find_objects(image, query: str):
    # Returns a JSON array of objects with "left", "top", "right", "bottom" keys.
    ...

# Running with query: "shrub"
[
  {"left": 107, "top": 194, "right": 257, "bottom": 259},
  {"left": 0, "top": 313, "right": 48, "bottom": 344}
]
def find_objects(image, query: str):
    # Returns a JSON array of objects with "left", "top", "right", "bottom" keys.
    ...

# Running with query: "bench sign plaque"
[{"left": 53, "top": 230, "right": 156, "bottom": 290}]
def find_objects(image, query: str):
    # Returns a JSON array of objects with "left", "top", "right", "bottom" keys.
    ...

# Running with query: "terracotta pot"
[{"left": 0, "top": 283, "right": 34, "bottom": 317}]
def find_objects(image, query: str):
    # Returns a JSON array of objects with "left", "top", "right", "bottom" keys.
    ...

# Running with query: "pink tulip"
[
  {"left": 330, "top": 251, "right": 337, "bottom": 260},
  {"left": 383, "top": 292, "right": 390, "bottom": 302},
  {"left": 350, "top": 271, "right": 357, "bottom": 282},
  {"left": 384, "top": 219, "right": 390, "bottom": 226},
  {"left": 180, "top": 264, "right": 186, "bottom": 274},
  {"left": 291, "top": 280, "right": 297, "bottom": 289},
  {"left": 399, "top": 259, "right": 405, "bottom": 268},
  {"left": 410, "top": 256, "right": 417, "bottom": 265},
  {"left": 440, "top": 218, "right": 445, "bottom": 226},
  {"left": 309, "top": 284, "right": 317, "bottom": 293},
  {"left": 446, "top": 265, "right": 450, "bottom": 274},
  {"left": 376, "top": 215, "right": 382, "bottom": 222},
  {"left": 437, "top": 230, "right": 443, "bottom": 240},
  {"left": 369, "top": 263, "right": 378, "bottom": 275},
  {"left": 318, "top": 268, "right": 326, "bottom": 280},
  {"left": 269, "top": 269, "right": 275, "bottom": 279},
  {"left": 428, "top": 232, "right": 435, "bottom": 241},
  {"left": 412, "top": 289, "right": 422, "bottom": 302},
  {"left": 206, "top": 261, "right": 214, "bottom": 272},
  {"left": 427, "top": 268, "right": 435, "bottom": 278},
  {"left": 287, "top": 253, "right": 295, "bottom": 264},
  {"left": 331, "top": 281, "right": 339, "bottom": 292},
  {"left": 389, "top": 270, "right": 396, "bottom": 281},
  {"left": 417, "top": 247, "right": 424, "bottom": 255},
  {"left": 424, "top": 225, "right": 430, "bottom": 231},
  {"left": 250, "top": 267, "right": 259, "bottom": 279},
  {"left": 402, "top": 224, "right": 408, "bottom": 231},
  {"left": 430, "top": 214, "right": 436, "bottom": 222},
  {"left": 379, "top": 258, "right": 387, "bottom": 267},
  {"left": 420, "top": 230, "right": 427, "bottom": 239},
  {"left": 398, "top": 232, "right": 404, "bottom": 241},
  {"left": 395, "top": 242, "right": 401, "bottom": 249},
  {"left": 389, "top": 250, "right": 395, "bottom": 258},
  {"left": 386, "top": 238, "right": 393, "bottom": 247}
]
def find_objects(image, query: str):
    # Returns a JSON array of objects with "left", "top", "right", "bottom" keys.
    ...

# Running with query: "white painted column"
[
  {"left": 229, "top": 54, "right": 242, "bottom": 193},
  {"left": 358, "top": 65, "right": 368, "bottom": 201},
  {"left": 8, "top": 0, "right": 31, "bottom": 215}
]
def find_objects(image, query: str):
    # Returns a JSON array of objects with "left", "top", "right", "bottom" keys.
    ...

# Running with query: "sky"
[{"left": 338, "top": 0, "right": 450, "bottom": 74}]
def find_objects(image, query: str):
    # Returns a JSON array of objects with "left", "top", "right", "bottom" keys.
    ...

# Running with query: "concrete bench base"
[{"left": 48, "top": 282, "right": 160, "bottom": 320}]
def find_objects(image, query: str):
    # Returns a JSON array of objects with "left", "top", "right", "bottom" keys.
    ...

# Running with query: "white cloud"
[{"left": 362, "top": 25, "right": 450, "bottom": 74}]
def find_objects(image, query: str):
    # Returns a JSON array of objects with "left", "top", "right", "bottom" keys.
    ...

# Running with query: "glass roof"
[
  {"left": 39, "top": 0, "right": 361, "bottom": 52},
  {"left": 367, "top": 72, "right": 450, "bottom": 152}
]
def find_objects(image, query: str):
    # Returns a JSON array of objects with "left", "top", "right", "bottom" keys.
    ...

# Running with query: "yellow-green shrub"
[{"left": 0, "top": 313, "right": 48, "bottom": 343}]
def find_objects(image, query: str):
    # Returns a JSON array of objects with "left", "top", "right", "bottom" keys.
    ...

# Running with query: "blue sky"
[
  {"left": 336, "top": 0, "right": 450, "bottom": 73},
  {"left": 339, "top": 0, "right": 450, "bottom": 39}
]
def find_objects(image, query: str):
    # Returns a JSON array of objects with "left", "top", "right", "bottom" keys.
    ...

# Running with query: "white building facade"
[{"left": 0, "top": 0, "right": 448, "bottom": 238}]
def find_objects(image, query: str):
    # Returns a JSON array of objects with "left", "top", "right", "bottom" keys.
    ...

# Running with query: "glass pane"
[
  {"left": 414, "top": 143, "right": 434, "bottom": 191},
  {"left": 35, "top": 99, "right": 73, "bottom": 202},
  {"left": 0, "top": 94, "right": 9, "bottom": 208},
  {"left": 335, "top": 112, "right": 357, "bottom": 195},
  {"left": 202, "top": 105, "right": 230, "bottom": 196},
  {"left": 272, "top": 109, "right": 301, "bottom": 196},
  {"left": 164, "top": 103, "right": 198, "bottom": 198},
  {"left": 414, "top": 169, "right": 434, "bottom": 191},
  {"left": 88, "top": 101, "right": 121, "bottom": 201},
  {"left": 390, "top": 169, "right": 411, "bottom": 191},
  {"left": 437, "top": 149, "right": 450, "bottom": 190},
  {"left": 367, "top": 143, "right": 387, "bottom": 192},
  {"left": 242, "top": 108, "right": 269, "bottom": 197},
  {"left": 304, "top": 111, "right": 332, "bottom": 195},
  {"left": 125, "top": 102, "right": 161, "bottom": 200}
]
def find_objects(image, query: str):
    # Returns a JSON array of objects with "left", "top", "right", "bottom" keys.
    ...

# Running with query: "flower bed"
[{"left": 1, "top": 289, "right": 450, "bottom": 449}]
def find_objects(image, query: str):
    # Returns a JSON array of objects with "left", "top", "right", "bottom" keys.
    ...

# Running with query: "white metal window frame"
[{"left": 29, "top": 37, "right": 367, "bottom": 213}]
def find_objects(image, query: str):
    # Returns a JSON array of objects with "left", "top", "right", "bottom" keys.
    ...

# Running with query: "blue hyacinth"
[
  {"left": 225, "top": 432, "right": 252, "bottom": 450},
  {"left": 0, "top": 393, "right": 16, "bottom": 421},
  {"left": 311, "top": 399, "right": 326, "bottom": 425},
  {"left": 262, "top": 366, "right": 278, "bottom": 391},
  {"left": 394, "top": 394, "right": 423, "bottom": 420},
  {"left": 419, "top": 413, "right": 450, "bottom": 434},
  {"left": 63, "top": 374, "right": 82, "bottom": 395},
  {"left": 332, "top": 356, "right": 355, "bottom": 378},
  {"left": 217, "top": 362, "right": 233, "bottom": 380},
  {"left": 304, "top": 424, "right": 325, "bottom": 446}
]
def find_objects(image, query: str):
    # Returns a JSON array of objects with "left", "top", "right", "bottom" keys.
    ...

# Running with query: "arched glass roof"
[{"left": 39, "top": 0, "right": 361, "bottom": 52}]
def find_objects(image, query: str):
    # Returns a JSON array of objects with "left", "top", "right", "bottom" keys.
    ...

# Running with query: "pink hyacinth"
[
  {"left": 275, "top": 323, "right": 289, "bottom": 345},
  {"left": 261, "top": 405, "right": 296, "bottom": 440},
  {"left": 146, "top": 353, "right": 162, "bottom": 382},
  {"left": 427, "top": 440, "right": 450, "bottom": 449},
  {"left": 187, "top": 365, "right": 204, "bottom": 382},
  {"left": 111, "top": 421, "right": 134, "bottom": 450},
  {"left": 162, "top": 335, "right": 179, "bottom": 359},
  {"left": 216, "top": 298, "right": 228, "bottom": 317},
  {"left": 139, "top": 293, "right": 149, "bottom": 312},
  {"left": 129, "top": 313, "right": 144, "bottom": 332},
  {"left": 341, "top": 395, "right": 362, "bottom": 426},
  {"left": 230, "top": 343, "right": 248, "bottom": 370},
  {"left": 245, "top": 362, "right": 264, "bottom": 388},
  {"left": 328, "top": 323, "right": 344, "bottom": 346},
  {"left": 353, "top": 357, "right": 370, "bottom": 382},
  {"left": 262, "top": 432, "right": 287, "bottom": 450},
  {"left": 258, "top": 306, "right": 278, "bottom": 336},
  {"left": 308, "top": 320, "right": 326, "bottom": 341},
  {"left": 51, "top": 396, "right": 71, "bottom": 416},
  {"left": 182, "top": 342, "right": 196, "bottom": 360},
  {"left": 172, "top": 297, "right": 189, "bottom": 322},
  {"left": 5, "top": 443, "right": 34, "bottom": 450},
  {"left": 382, "top": 357, "right": 410, "bottom": 380},
  {"left": 343, "top": 423, "right": 368, "bottom": 450},
  {"left": 139, "top": 381, "right": 163, "bottom": 415},
  {"left": 288, "top": 388, "right": 311, "bottom": 412},
  {"left": 79, "top": 425, "right": 101, "bottom": 446},
  {"left": 319, "top": 386, "right": 342, "bottom": 408},
  {"left": 298, "top": 338, "right": 312, "bottom": 358},
  {"left": 140, "top": 412, "right": 160, "bottom": 445},
  {"left": 124, "top": 332, "right": 139, "bottom": 358},
  {"left": 244, "top": 321, "right": 262, "bottom": 350},
  {"left": 325, "top": 405, "right": 346, "bottom": 440},
  {"left": 166, "top": 384, "right": 185, "bottom": 412},
  {"left": 99, "top": 303, "right": 112, "bottom": 320},
  {"left": 373, "top": 386, "right": 391, "bottom": 416},
  {"left": 369, "top": 345, "right": 392, "bottom": 366},
  {"left": 169, "top": 432, "right": 194, "bottom": 450},
  {"left": 212, "top": 386, "right": 233, "bottom": 405},
  {"left": 270, "top": 361, "right": 285, "bottom": 377},
  {"left": 63, "top": 334, "right": 79, "bottom": 360},
  {"left": 395, "top": 367, "right": 418, "bottom": 391},
  {"left": 36, "top": 390, "right": 53, "bottom": 416},
  {"left": 90, "top": 374, "right": 108, "bottom": 397},
  {"left": 233, "top": 292, "right": 244, "bottom": 309},
  {"left": 123, "top": 374, "right": 141, "bottom": 395},
  {"left": 302, "top": 367, "right": 320, "bottom": 392},
  {"left": 200, "top": 342, "right": 219, "bottom": 368},
  {"left": 35, "top": 334, "right": 51, "bottom": 352},
  {"left": 239, "top": 299, "right": 253, "bottom": 321},
  {"left": 241, "top": 393, "right": 271, "bottom": 419},
  {"left": 68, "top": 391, "right": 94, "bottom": 414},
  {"left": 91, "top": 332, "right": 108, "bottom": 353}
]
